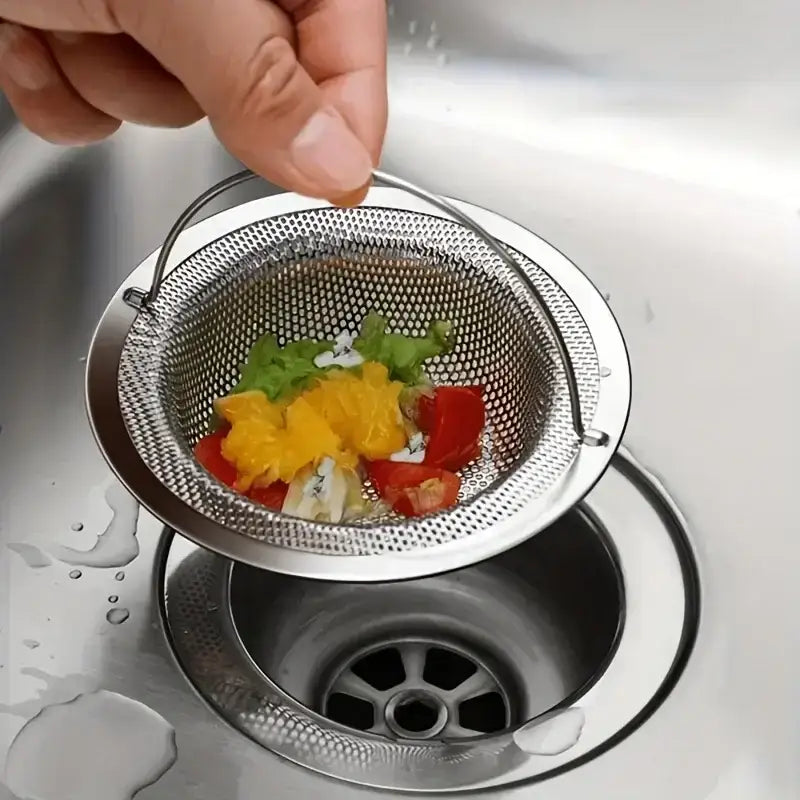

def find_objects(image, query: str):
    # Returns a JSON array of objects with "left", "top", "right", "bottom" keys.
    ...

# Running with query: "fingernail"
[
  {"left": 290, "top": 109, "right": 373, "bottom": 194},
  {"left": 0, "top": 23, "right": 56, "bottom": 91}
]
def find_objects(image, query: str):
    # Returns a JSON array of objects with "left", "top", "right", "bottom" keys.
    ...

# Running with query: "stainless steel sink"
[{"left": 2, "top": 2, "right": 799, "bottom": 798}]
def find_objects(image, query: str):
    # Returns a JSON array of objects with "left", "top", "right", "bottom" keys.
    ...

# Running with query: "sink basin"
[{"left": 1, "top": 2, "right": 798, "bottom": 798}]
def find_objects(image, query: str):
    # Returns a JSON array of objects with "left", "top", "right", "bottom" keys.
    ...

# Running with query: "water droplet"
[
  {"left": 22, "top": 640, "right": 40, "bottom": 650},
  {"left": 408, "top": 19, "right": 418, "bottom": 35},
  {"left": 387, "top": 2, "right": 395, "bottom": 17},
  {"left": 206, "top": 602, "right": 220, "bottom": 613},
  {"left": 603, "top": 291, "right": 611, "bottom": 302},
  {"left": 436, "top": 52, "right": 449, "bottom": 66},
  {"left": 53, "top": 481, "right": 140, "bottom": 569},
  {"left": 8, "top": 543, "right": 52, "bottom": 569},
  {"left": 430, "top": 20, "right": 438, "bottom": 33},
  {"left": 513, "top": 707, "right": 585, "bottom": 755},
  {"left": 108, "top": 595, "right": 119, "bottom": 604},
  {"left": 115, "top": 571, "right": 125, "bottom": 581},
  {"left": 600, "top": 367, "right": 612, "bottom": 378},
  {"left": 68, "top": 569, "right": 82, "bottom": 580},
  {"left": 78, "top": 356, "right": 87, "bottom": 363},
  {"left": 5, "top": 690, "right": 177, "bottom": 800},
  {"left": 403, "top": 41, "right": 413, "bottom": 56},
  {"left": 106, "top": 608, "right": 130, "bottom": 625},
  {"left": 426, "top": 34, "right": 441, "bottom": 50},
  {"left": 70, "top": 522, "right": 84, "bottom": 532}
]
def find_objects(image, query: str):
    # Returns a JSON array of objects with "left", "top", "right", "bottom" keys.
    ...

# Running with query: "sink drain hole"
[
  {"left": 459, "top": 692, "right": 507, "bottom": 733},
  {"left": 423, "top": 646, "right": 478, "bottom": 690},
  {"left": 323, "top": 640, "right": 511, "bottom": 740},
  {"left": 325, "top": 693, "right": 375, "bottom": 730},
  {"left": 395, "top": 698, "right": 439, "bottom": 732},
  {"left": 351, "top": 646, "right": 406, "bottom": 690}
]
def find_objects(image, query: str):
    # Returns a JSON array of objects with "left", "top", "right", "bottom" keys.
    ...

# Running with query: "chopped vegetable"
[
  {"left": 393, "top": 476, "right": 461, "bottom": 517},
  {"left": 215, "top": 363, "right": 405, "bottom": 490},
  {"left": 399, "top": 384, "right": 435, "bottom": 429},
  {"left": 418, "top": 385, "right": 484, "bottom": 434},
  {"left": 215, "top": 391, "right": 356, "bottom": 490},
  {"left": 248, "top": 482, "right": 289, "bottom": 510},
  {"left": 282, "top": 458, "right": 351, "bottom": 523},
  {"left": 354, "top": 313, "right": 454, "bottom": 384},
  {"left": 302, "top": 362, "right": 406, "bottom": 460},
  {"left": 193, "top": 429, "right": 237, "bottom": 487},
  {"left": 196, "top": 313, "right": 485, "bottom": 521},
  {"left": 367, "top": 461, "right": 461, "bottom": 517},
  {"left": 422, "top": 386, "right": 486, "bottom": 472},
  {"left": 314, "top": 332, "right": 364, "bottom": 369},
  {"left": 390, "top": 432, "right": 426, "bottom": 463},
  {"left": 232, "top": 334, "right": 334, "bottom": 402}
]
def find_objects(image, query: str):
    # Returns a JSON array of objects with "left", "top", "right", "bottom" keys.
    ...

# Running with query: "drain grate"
[{"left": 323, "top": 639, "right": 510, "bottom": 740}]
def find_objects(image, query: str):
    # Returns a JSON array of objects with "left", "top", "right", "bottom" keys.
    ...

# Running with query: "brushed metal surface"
[{"left": 2, "top": 1, "right": 799, "bottom": 798}]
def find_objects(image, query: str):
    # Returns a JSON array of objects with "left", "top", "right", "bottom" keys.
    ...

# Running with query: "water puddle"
[
  {"left": 512, "top": 707, "right": 585, "bottom": 755},
  {"left": 7, "top": 543, "right": 52, "bottom": 569},
  {"left": 4, "top": 690, "right": 177, "bottom": 800},
  {"left": 22, "top": 640, "right": 40, "bottom": 650},
  {"left": 53, "top": 481, "right": 139, "bottom": 569},
  {"left": 0, "top": 668, "right": 96, "bottom": 719}
]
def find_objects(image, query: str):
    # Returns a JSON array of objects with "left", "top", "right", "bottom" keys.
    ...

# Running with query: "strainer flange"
[{"left": 86, "top": 172, "right": 630, "bottom": 581}]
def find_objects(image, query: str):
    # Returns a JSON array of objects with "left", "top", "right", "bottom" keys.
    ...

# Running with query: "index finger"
[{"left": 281, "top": 0, "right": 388, "bottom": 164}]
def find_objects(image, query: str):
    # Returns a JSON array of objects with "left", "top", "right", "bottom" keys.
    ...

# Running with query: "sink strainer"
[{"left": 86, "top": 169, "right": 630, "bottom": 581}]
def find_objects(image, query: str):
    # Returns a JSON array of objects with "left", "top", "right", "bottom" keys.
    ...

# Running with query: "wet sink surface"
[{"left": 2, "top": 2, "right": 799, "bottom": 798}]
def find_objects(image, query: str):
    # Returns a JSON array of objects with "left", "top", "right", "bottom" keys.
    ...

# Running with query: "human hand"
[{"left": 0, "top": 0, "right": 387, "bottom": 204}]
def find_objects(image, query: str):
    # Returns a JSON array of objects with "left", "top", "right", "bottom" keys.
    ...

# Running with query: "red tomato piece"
[
  {"left": 366, "top": 461, "right": 435, "bottom": 496},
  {"left": 391, "top": 475, "right": 461, "bottom": 517},
  {"left": 367, "top": 461, "right": 461, "bottom": 517},
  {"left": 193, "top": 429, "right": 237, "bottom": 487},
  {"left": 423, "top": 386, "right": 486, "bottom": 472},
  {"left": 248, "top": 482, "right": 289, "bottom": 511},
  {"left": 417, "top": 385, "right": 483, "bottom": 434}
]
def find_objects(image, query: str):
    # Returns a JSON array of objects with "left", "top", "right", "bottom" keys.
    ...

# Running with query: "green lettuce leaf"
[
  {"left": 354, "top": 312, "right": 454, "bottom": 385},
  {"left": 231, "top": 334, "right": 334, "bottom": 402}
]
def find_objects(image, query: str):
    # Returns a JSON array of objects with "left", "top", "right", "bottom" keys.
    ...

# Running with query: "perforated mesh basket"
[{"left": 87, "top": 170, "right": 630, "bottom": 580}]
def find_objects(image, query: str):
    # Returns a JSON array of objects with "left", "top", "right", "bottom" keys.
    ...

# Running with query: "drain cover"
[{"left": 323, "top": 639, "right": 511, "bottom": 739}]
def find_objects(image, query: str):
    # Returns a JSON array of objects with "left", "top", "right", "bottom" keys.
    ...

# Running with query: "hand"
[{"left": 0, "top": 0, "right": 387, "bottom": 204}]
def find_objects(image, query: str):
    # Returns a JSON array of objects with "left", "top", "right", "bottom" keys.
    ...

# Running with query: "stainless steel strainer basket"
[{"left": 86, "top": 170, "right": 630, "bottom": 581}]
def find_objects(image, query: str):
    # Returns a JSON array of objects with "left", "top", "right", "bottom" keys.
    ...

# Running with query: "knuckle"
[{"left": 235, "top": 35, "right": 305, "bottom": 122}]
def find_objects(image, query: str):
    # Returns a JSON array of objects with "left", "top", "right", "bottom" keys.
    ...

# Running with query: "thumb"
[{"left": 112, "top": 0, "right": 374, "bottom": 199}]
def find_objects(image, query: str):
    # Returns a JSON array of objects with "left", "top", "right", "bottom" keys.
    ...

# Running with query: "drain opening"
[
  {"left": 395, "top": 698, "right": 438, "bottom": 732},
  {"left": 351, "top": 646, "right": 406, "bottom": 690},
  {"left": 459, "top": 692, "right": 507, "bottom": 733},
  {"left": 423, "top": 647, "right": 477, "bottom": 690},
  {"left": 323, "top": 640, "right": 510, "bottom": 740},
  {"left": 325, "top": 693, "right": 374, "bottom": 730}
]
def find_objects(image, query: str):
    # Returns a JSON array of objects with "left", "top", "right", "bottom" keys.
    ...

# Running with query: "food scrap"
[{"left": 193, "top": 313, "right": 487, "bottom": 521}]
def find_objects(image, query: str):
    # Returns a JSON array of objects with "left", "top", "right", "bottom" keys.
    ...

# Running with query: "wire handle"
[{"left": 122, "top": 169, "right": 607, "bottom": 445}]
